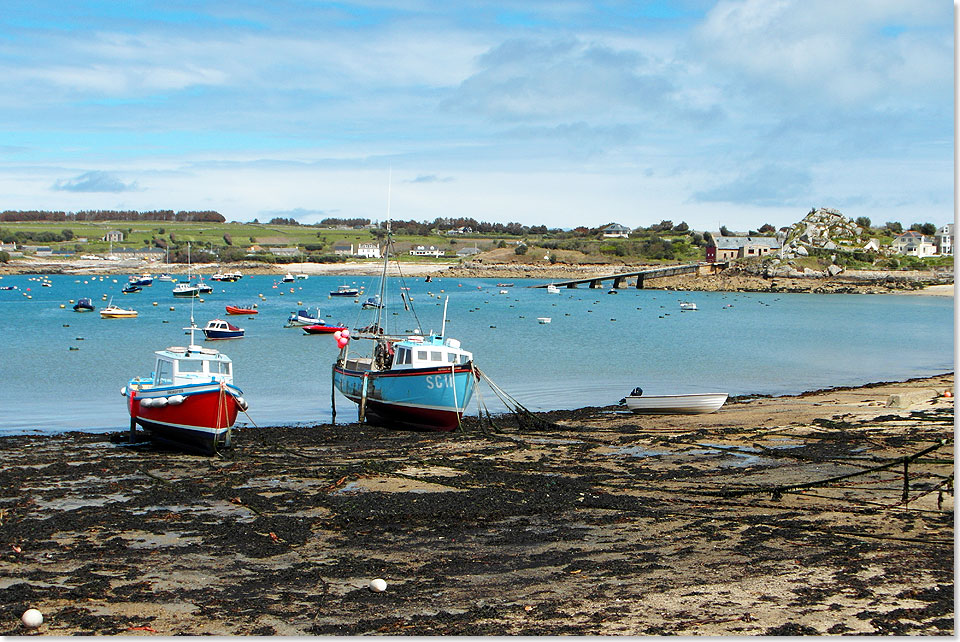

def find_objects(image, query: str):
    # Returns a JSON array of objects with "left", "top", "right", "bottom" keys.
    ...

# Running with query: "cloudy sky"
[{"left": 0, "top": 1, "right": 952, "bottom": 231}]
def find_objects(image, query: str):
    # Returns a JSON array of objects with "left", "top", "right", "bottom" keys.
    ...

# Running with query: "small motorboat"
[
  {"left": 361, "top": 295, "right": 383, "bottom": 309},
  {"left": 282, "top": 273, "right": 296, "bottom": 283},
  {"left": 496, "top": 283, "right": 514, "bottom": 287},
  {"left": 680, "top": 301, "right": 697, "bottom": 311},
  {"left": 121, "top": 283, "right": 142, "bottom": 294},
  {"left": 156, "top": 274, "right": 175, "bottom": 282},
  {"left": 330, "top": 285, "right": 360, "bottom": 297},
  {"left": 129, "top": 274, "right": 153, "bottom": 287},
  {"left": 196, "top": 280, "right": 213, "bottom": 294},
  {"left": 607, "top": 289, "right": 618, "bottom": 295},
  {"left": 303, "top": 323, "right": 347, "bottom": 335},
  {"left": 225, "top": 304, "right": 258, "bottom": 315},
  {"left": 73, "top": 297, "right": 95, "bottom": 312},
  {"left": 286, "top": 309, "right": 322, "bottom": 326},
  {"left": 100, "top": 303, "right": 138, "bottom": 318},
  {"left": 546, "top": 284, "right": 560, "bottom": 294},
  {"left": 623, "top": 390, "right": 727, "bottom": 415},
  {"left": 202, "top": 319, "right": 245, "bottom": 340},
  {"left": 537, "top": 317, "right": 551, "bottom": 324}
]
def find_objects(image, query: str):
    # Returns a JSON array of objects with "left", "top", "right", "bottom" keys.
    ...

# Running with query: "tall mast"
[{"left": 373, "top": 173, "right": 391, "bottom": 333}]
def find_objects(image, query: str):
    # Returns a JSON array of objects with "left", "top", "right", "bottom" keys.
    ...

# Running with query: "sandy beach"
[{"left": 0, "top": 374, "right": 953, "bottom": 635}]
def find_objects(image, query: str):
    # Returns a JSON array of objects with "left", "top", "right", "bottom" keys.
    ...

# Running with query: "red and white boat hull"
[{"left": 127, "top": 382, "right": 245, "bottom": 453}]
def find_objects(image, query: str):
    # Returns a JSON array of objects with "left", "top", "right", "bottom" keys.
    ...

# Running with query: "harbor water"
[{"left": 0, "top": 273, "right": 953, "bottom": 434}]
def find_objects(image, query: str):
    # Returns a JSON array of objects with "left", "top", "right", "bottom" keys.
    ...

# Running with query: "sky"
[{"left": 0, "top": 0, "right": 952, "bottom": 231}]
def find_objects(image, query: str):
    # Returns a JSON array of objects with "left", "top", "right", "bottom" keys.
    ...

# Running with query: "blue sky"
[{"left": 0, "top": 0, "right": 952, "bottom": 231}]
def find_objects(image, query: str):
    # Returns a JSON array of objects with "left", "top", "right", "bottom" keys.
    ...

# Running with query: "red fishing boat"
[{"left": 122, "top": 324, "right": 248, "bottom": 454}]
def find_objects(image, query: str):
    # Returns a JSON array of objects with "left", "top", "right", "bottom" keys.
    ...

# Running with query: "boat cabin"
[
  {"left": 391, "top": 336, "right": 473, "bottom": 369},
  {"left": 152, "top": 346, "right": 234, "bottom": 387}
]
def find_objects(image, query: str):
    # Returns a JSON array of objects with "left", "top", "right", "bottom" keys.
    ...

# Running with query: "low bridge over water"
[{"left": 529, "top": 263, "right": 701, "bottom": 289}]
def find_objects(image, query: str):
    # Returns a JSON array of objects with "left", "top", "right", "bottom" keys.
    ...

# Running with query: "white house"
[
  {"left": 892, "top": 231, "right": 938, "bottom": 257},
  {"left": 102, "top": 230, "right": 124, "bottom": 242},
  {"left": 602, "top": 224, "right": 631, "bottom": 239},
  {"left": 357, "top": 243, "right": 381, "bottom": 259},
  {"left": 935, "top": 224, "right": 954, "bottom": 256},
  {"left": 409, "top": 245, "right": 445, "bottom": 257},
  {"left": 332, "top": 242, "right": 354, "bottom": 256}
]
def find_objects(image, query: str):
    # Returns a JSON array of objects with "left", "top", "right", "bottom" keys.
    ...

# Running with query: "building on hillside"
[
  {"left": 705, "top": 236, "right": 781, "bottom": 263},
  {"left": 409, "top": 245, "right": 445, "bottom": 257},
  {"left": 270, "top": 247, "right": 299, "bottom": 258},
  {"left": 892, "top": 231, "right": 938, "bottom": 257},
  {"left": 357, "top": 243, "right": 381, "bottom": 259},
  {"left": 446, "top": 227, "right": 472, "bottom": 235},
  {"left": 102, "top": 230, "right": 124, "bottom": 242},
  {"left": 456, "top": 246, "right": 481, "bottom": 257},
  {"left": 935, "top": 224, "right": 954, "bottom": 256},
  {"left": 0, "top": 242, "right": 16, "bottom": 252},
  {"left": 332, "top": 242, "right": 355, "bottom": 256},
  {"left": 602, "top": 224, "right": 631, "bottom": 239}
]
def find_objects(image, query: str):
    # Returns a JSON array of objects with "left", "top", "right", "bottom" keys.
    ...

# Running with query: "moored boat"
[
  {"left": 100, "top": 302, "right": 138, "bottom": 318},
  {"left": 303, "top": 323, "right": 346, "bottom": 334},
  {"left": 202, "top": 318, "right": 245, "bottom": 340},
  {"left": 225, "top": 304, "right": 258, "bottom": 315},
  {"left": 680, "top": 301, "right": 697, "bottom": 311},
  {"left": 286, "top": 308, "right": 322, "bottom": 326},
  {"left": 122, "top": 323, "right": 247, "bottom": 454},
  {"left": 330, "top": 284, "right": 361, "bottom": 297},
  {"left": 623, "top": 392, "right": 727, "bottom": 415},
  {"left": 129, "top": 274, "right": 153, "bottom": 287},
  {"left": 546, "top": 284, "right": 561, "bottom": 294},
  {"left": 73, "top": 297, "right": 95, "bottom": 312},
  {"left": 172, "top": 282, "right": 201, "bottom": 298},
  {"left": 121, "top": 283, "right": 142, "bottom": 294}
]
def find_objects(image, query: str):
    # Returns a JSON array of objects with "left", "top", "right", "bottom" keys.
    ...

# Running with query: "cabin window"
[
  {"left": 459, "top": 354, "right": 470, "bottom": 364},
  {"left": 155, "top": 360, "right": 173, "bottom": 385},
  {"left": 211, "top": 361, "right": 232, "bottom": 376},
  {"left": 430, "top": 351, "right": 442, "bottom": 362},
  {"left": 447, "top": 353, "right": 457, "bottom": 363},
  {"left": 417, "top": 350, "right": 428, "bottom": 361},
  {"left": 396, "top": 348, "right": 410, "bottom": 365},
  {"left": 179, "top": 360, "right": 204, "bottom": 374}
]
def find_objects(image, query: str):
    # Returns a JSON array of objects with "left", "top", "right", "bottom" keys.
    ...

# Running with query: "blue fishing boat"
[
  {"left": 332, "top": 217, "right": 476, "bottom": 432},
  {"left": 121, "top": 283, "right": 142, "bottom": 294}
]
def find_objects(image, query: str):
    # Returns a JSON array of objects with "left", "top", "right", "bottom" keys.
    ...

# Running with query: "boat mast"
[
  {"left": 441, "top": 296, "right": 448, "bottom": 339},
  {"left": 373, "top": 173, "right": 392, "bottom": 334}
]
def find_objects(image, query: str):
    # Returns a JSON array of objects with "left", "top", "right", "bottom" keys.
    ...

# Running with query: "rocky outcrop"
[{"left": 777, "top": 207, "right": 878, "bottom": 259}]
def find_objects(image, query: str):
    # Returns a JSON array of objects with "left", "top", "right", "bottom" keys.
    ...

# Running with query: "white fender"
[
  {"left": 139, "top": 397, "right": 154, "bottom": 407},
  {"left": 235, "top": 396, "right": 248, "bottom": 411},
  {"left": 120, "top": 386, "right": 127, "bottom": 397},
  {"left": 167, "top": 395, "right": 185, "bottom": 405},
  {"left": 154, "top": 397, "right": 169, "bottom": 407}
]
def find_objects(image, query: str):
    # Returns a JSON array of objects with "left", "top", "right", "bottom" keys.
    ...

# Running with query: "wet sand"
[{"left": 0, "top": 374, "right": 954, "bottom": 635}]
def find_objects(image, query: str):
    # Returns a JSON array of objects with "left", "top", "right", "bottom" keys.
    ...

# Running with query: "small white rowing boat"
[{"left": 624, "top": 392, "right": 727, "bottom": 415}]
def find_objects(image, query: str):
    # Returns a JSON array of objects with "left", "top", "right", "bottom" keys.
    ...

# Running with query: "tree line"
[{"left": 0, "top": 210, "right": 225, "bottom": 223}]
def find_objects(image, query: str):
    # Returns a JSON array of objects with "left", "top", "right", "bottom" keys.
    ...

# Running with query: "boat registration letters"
[{"left": 425, "top": 374, "right": 456, "bottom": 390}]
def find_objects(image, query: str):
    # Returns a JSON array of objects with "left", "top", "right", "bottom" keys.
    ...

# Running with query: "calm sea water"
[{"left": 0, "top": 273, "right": 953, "bottom": 434}]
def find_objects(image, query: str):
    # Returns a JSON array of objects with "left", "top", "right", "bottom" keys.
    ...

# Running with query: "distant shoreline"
[{"left": 0, "top": 257, "right": 952, "bottom": 295}]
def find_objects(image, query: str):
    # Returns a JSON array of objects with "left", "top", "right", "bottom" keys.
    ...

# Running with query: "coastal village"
[{"left": 0, "top": 208, "right": 954, "bottom": 296}]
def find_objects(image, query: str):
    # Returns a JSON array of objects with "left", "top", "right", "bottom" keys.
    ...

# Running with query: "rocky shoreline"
[{"left": 0, "top": 374, "right": 954, "bottom": 635}]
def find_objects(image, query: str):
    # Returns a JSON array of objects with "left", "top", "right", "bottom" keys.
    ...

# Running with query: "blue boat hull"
[{"left": 333, "top": 363, "right": 476, "bottom": 431}]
